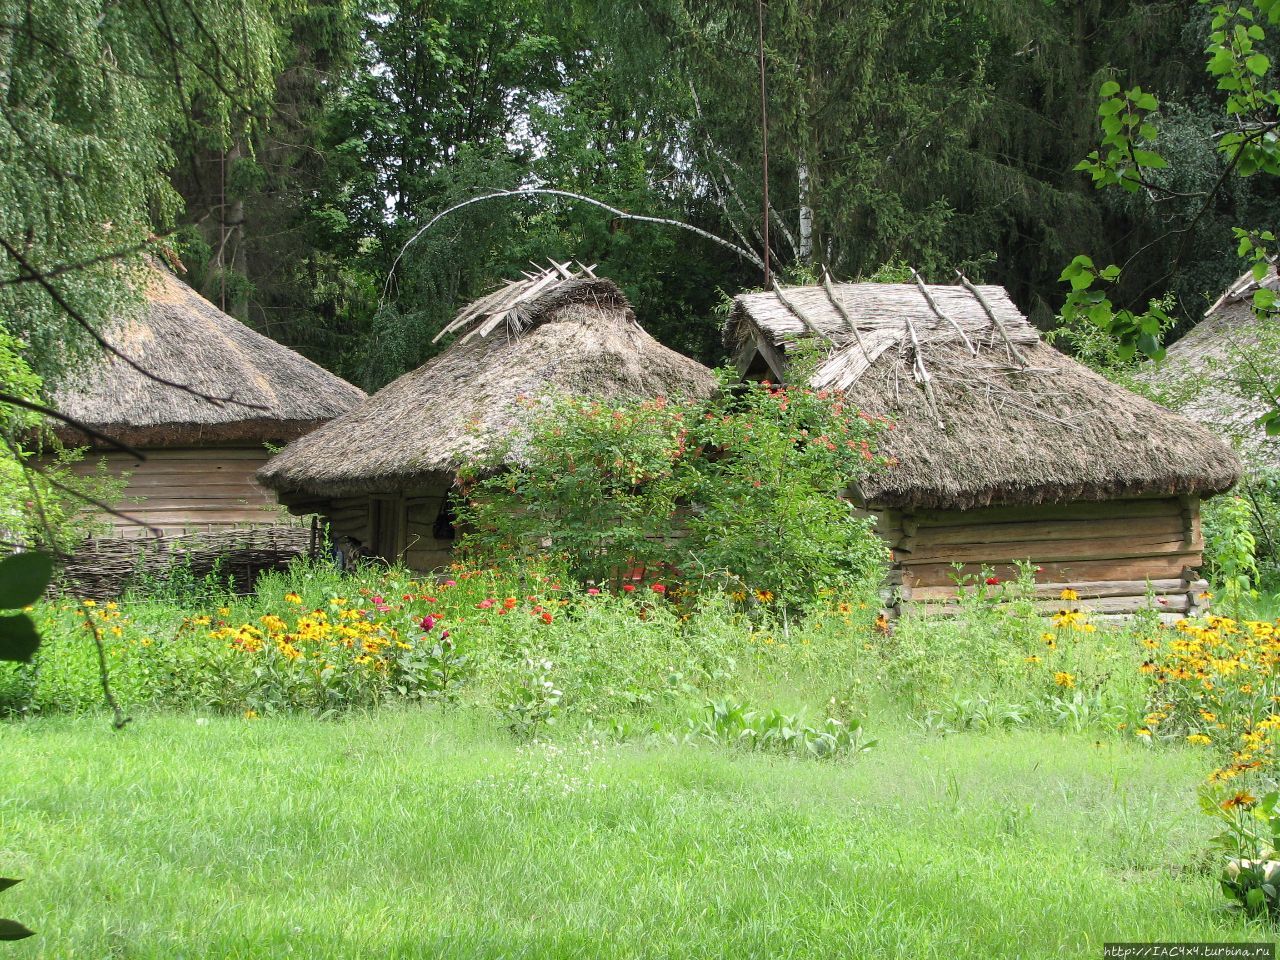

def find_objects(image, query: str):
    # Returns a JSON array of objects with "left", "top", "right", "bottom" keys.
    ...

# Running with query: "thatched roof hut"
[
  {"left": 727, "top": 279, "right": 1241, "bottom": 617},
  {"left": 1134, "top": 268, "right": 1280, "bottom": 472},
  {"left": 261, "top": 264, "right": 718, "bottom": 499},
  {"left": 258, "top": 263, "right": 719, "bottom": 569},
  {"left": 727, "top": 281, "right": 1240, "bottom": 510},
  {"left": 46, "top": 260, "right": 365, "bottom": 541},
  {"left": 51, "top": 261, "right": 366, "bottom": 448}
]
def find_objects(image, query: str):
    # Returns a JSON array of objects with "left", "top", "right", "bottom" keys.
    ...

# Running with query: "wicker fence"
[{"left": 57, "top": 525, "right": 316, "bottom": 599}]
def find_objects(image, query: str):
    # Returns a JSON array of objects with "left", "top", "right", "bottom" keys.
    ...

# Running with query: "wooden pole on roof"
[{"left": 756, "top": 0, "right": 771, "bottom": 287}]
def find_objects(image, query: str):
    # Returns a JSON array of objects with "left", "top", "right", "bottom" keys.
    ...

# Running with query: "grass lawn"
[{"left": 1, "top": 710, "right": 1271, "bottom": 958}]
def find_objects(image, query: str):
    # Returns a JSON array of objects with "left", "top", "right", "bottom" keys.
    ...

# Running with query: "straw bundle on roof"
[
  {"left": 50, "top": 261, "right": 366, "bottom": 447},
  {"left": 259, "top": 264, "right": 719, "bottom": 499},
  {"left": 1134, "top": 268, "right": 1280, "bottom": 472},
  {"left": 727, "top": 279, "right": 1241, "bottom": 510}
]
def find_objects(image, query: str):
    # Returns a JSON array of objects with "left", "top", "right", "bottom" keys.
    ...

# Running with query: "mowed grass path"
[{"left": 1, "top": 711, "right": 1270, "bottom": 958}]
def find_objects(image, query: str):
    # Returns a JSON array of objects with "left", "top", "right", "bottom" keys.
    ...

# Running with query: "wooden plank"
[
  {"left": 901, "top": 534, "right": 1201, "bottom": 565},
  {"left": 913, "top": 594, "right": 1190, "bottom": 616},
  {"left": 907, "top": 578, "right": 1188, "bottom": 602},
  {"left": 904, "top": 514, "right": 1184, "bottom": 548},
  {"left": 909, "top": 498, "right": 1181, "bottom": 528},
  {"left": 902, "top": 552, "right": 1201, "bottom": 588}
]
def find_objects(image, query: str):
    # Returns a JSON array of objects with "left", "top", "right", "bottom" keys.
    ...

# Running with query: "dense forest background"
[{"left": 4, "top": 0, "right": 1278, "bottom": 393}]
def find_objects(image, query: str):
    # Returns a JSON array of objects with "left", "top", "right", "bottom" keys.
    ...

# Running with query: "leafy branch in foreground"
[{"left": 1061, "top": 0, "right": 1280, "bottom": 412}]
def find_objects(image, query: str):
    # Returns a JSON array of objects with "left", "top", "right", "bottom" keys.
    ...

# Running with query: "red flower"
[
  {"left": 985, "top": 577, "right": 1000, "bottom": 586},
  {"left": 541, "top": 612, "right": 554, "bottom": 624},
  {"left": 623, "top": 584, "right": 636, "bottom": 593},
  {"left": 651, "top": 583, "right": 667, "bottom": 594}
]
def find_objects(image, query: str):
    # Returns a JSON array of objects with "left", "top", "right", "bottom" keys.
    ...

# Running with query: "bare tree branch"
[{"left": 382, "top": 187, "right": 764, "bottom": 310}]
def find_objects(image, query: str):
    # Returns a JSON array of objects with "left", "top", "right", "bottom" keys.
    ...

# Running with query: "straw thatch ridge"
[
  {"left": 728, "top": 281, "right": 1241, "bottom": 510},
  {"left": 258, "top": 272, "right": 719, "bottom": 499},
  {"left": 51, "top": 261, "right": 366, "bottom": 447},
  {"left": 1134, "top": 268, "right": 1280, "bottom": 471}
]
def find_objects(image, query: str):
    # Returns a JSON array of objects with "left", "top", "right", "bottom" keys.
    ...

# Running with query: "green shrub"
[{"left": 457, "top": 372, "right": 889, "bottom": 612}]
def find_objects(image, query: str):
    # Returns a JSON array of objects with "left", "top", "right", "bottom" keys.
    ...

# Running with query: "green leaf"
[
  {"left": 1247, "top": 53, "right": 1271, "bottom": 75},
  {"left": 0, "top": 614, "right": 40, "bottom": 663},
  {"left": 0, "top": 919, "right": 33, "bottom": 941},
  {"left": 1099, "top": 80, "right": 1121, "bottom": 97},
  {"left": 0, "top": 552, "right": 53, "bottom": 609},
  {"left": 0, "top": 879, "right": 19, "bottom": 894},
  {"left": 1132, "top": 149, "right": 1168, "bottom": 168}
]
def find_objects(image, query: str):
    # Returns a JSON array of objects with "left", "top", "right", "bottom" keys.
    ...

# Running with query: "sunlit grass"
[{"left": 1, "top": 709, "right": 1268, "bottom": 958}]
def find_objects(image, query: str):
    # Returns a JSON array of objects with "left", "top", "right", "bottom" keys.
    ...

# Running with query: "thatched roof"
[
  {"left": 1134, "top": 268, "right": 1280, "bottom": 472},
  {"left": 727, "top": 279, "right": 1241, "bottom": 510},
  {"left": 51, "top": 261, "right": 366, "bottom": 447},
  {"left": 258, "top": 264, "right": 720, "bottom": 499}
]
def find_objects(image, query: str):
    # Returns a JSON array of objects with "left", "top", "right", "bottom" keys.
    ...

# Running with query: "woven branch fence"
[{"left": 56, "top": 525, "right": 316, "bottom": 599}]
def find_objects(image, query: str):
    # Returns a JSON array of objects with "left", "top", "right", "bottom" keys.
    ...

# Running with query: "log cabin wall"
[
  {"left": 66, "top": 447, "right": 286, "bottom": 537},
  {"left": 870, "top": 495, "right": 1208, "bottom": 618}
]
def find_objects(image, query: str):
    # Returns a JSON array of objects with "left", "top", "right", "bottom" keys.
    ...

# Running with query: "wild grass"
[
  {"left": 1, "top": 709, "right": 1267, "bottom": 959},
  {"left": 8, "top": 561, "right": 1280, "bottom": 954}
]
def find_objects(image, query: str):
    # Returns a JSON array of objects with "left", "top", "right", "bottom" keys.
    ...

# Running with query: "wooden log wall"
[
  {"left": 65, "top": 447, "right": 284, "bottom": 537},
  {"left": 870, "top": 496, "right": 1208, "bottom": 618}
]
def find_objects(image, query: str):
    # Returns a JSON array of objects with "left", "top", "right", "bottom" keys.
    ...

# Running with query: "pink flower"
[
  {"left": 419, "top": 615, "right": 436, "bottom": 631},
  {"left": 443, "top": 580, "right": 457, "bottom": 588},
  {"left": 477, "top": 599, "right": 494, "bottom": 609},
  {"left": 440, "top": 630, "right": 450, "bottom": 641},
  {"left": 373, "top": 596, "right": 384, "bottom": 605},
  {"left": 587, "top": 588, "right": 601, "bottom": 596}
]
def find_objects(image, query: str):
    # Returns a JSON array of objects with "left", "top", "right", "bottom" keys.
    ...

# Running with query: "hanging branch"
[
  {"left": 910, "top": 266, "right": 976, "bottom": 356},
  {"left": 0, "top": 236, "right": 266, "bottom": 412},
  {"left": 0, "top": 394, "right": 144, "bottom": 457},
  {"left": 381, "top": 188, "right": 765, "bottom": 310},
  {"left": 956, "top": 270, "right": 1031, "bottom": 368}
]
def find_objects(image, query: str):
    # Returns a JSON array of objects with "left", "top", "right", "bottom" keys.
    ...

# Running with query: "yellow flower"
[
  {"left": 1054, "top": 671, "right": 1075, "bottom": 689},
  {"left": 1024, "top": 655, "right": 1042, "bottom": 664},
  {"left": 755, "top": 589, "right": 774, "bottom": 603},
  {"left": 105, "top": 601, "right": 118, "bottom": 610},
  {"left": 1059, "top": 588, "right": 1079, "bottom": 601},
  {"left": 244, "top": 709, "right": 258, "bottom": 720},
  {"left": 82, "top": 599, "right": 96, "bottom": 607},
  {"left": 1136, "top": 727, "right": 1152, "bottom": 738},
  {"left": 218, "top": 607, "right": 231, "bottom": 617},
  {"left": 1200, "top": 711, "right": 1217, "bottom": 723},
  {"left": 1142, "top": 638, "right": 1160, "bottom": 650},
  {"left": 109, "top": 626, "right": 122, "bottom": 637},
  {"left": 284, "top": 592, "right": 302, "bottom": 605},
  {"left": 1187, "top": 733, "right": 1212, "bottom": 746}
]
